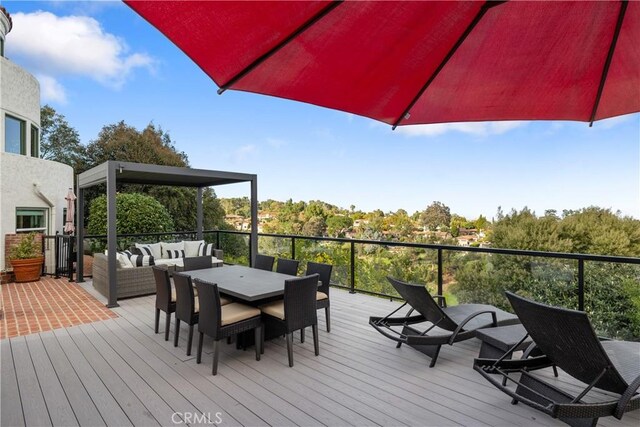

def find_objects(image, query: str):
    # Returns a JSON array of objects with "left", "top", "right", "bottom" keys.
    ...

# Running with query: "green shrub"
[
  {"left": 87, "top": 193, "right": 174, "bottom": 238},
  {"left": 9, "top": 232, "right": 42, "bottom": 259}
]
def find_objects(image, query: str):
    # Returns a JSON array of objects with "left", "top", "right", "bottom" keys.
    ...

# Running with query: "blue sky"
[{"left": 4, "top": 1, "right": 639, "bottom": 220}]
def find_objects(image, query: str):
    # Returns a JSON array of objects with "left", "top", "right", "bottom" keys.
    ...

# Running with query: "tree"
[
  {"left": 87, "top": 193, "right": 174, "bottom": 251},
  {"left": 301, "top": 216, "right": 327, "bottom": 237},
  {"left": 452, "top": 207, "right": 640, "bottom": 339},
  {"left": 419, "top": 201, "right": 451, "bottom": 231},
  {"left": 40, "top": 105, "right": 86, "bottom": 171},
  {"left": 326, "top": 215, "right": 353, "bottom": 237},
  {"left": 81, "top": 121, "right": 225, "bottom": 232}
]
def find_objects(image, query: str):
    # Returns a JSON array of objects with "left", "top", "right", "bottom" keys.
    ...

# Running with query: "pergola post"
[
  {"left": 250, "top": 176, "right": 258, "bottom": 267},
  {"left": 76, "top": 175, "right": 84, "bottom": 283},
  {"left": 106, "top": 162, "right": 119, "bottom": 308},
  {"left": 196, "top": 187, "right": 203, "bottom": 240}
]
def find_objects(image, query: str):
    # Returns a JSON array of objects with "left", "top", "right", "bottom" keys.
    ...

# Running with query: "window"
[
  {"left": 5, "top": 115, "right": 26, "bottom": 155},
  {"left": 16, "top": 208, "right": 48, "bottom": 233},
  {"left": 30, "top": 125, "right": 39, "bottom": 158}
]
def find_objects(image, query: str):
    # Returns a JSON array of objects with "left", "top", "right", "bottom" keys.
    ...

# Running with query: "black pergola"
[{"left": 76, "top": 161, "right": 258, "bottom": 307}]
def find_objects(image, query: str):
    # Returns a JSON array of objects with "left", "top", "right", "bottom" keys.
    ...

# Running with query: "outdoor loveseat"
[{"left": 92, "top": 240, "right": 223, "bottom": 299}]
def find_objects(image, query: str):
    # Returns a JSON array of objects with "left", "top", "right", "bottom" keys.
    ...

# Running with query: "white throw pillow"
[
  {"left": 183, "top": 240, "right": 204, "bottom": 258},
  {"left": 117, "top": 251, "right": 135, "bottom": 268},
  {"left": 135, "top": 242, "right": 162, "bottom": 259},
  {"left": 161, "top": 241, "right": 184, "bottom": 259}
]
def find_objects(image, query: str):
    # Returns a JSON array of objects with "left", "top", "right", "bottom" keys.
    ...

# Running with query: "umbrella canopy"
[
  {"left": 126, "top": 0, "right": 639, "bottom": 127},
  {"left": 64, "top": 188, "right": 76, "bottom": 234}
]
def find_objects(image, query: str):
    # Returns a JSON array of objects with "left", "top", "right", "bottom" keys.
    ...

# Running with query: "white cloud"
[
  {"left": 6, "top": 11, "right": 154, "bottom": 98},
  {"left": 232, "top": 144, "right": 257, "bottom": 162},
  {"left": 596, "top": 114, "right": 636, "bottom": 130},
  {"left": 36, "top": 74, "right": 67, "bottom": 104},
  {"left": 397, "top": 121, "right": 527, "bottom": 137},
  {"left": 266, "top": 138, "right": 286, "bottom": 148}
]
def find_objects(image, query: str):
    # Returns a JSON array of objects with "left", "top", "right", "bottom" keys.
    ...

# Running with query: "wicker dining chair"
[
  {"left": 306, "top": 261, "right": 333, "bottom": 333},
  {"left": 152, "top": 266, "right": 176, "bottom": 341},
  {"left": 276, "top": 258, "right": 299, "bottom": 276},
  {"left": 194, "top": 278, "right": 263, "bottom": 375},
  {"left": 172, "top": 272, "right": 200, "bottom": 356},
  {"left": 260, "top": 274, "right": 320, "bottom": 367},
  {"left": 254, "top": 254, "right": 275, "bottom": 271}
]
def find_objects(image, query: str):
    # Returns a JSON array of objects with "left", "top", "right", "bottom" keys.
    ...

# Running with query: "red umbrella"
[
  {"left": 126, "top": 1, "right": 639, "bottom": 127},
  {"left": 64, "top": 188, "right": 76, "bottom": 234}
]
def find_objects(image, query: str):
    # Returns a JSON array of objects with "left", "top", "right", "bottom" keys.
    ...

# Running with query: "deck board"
[
  {"left": 38, "top": 330, "right": 106, "bottom": 427},
  {"left": 11, "top": 336, "right": 52, "bottom": 426},
  {"left": 1, "top": 338, "right": 25, "bottom": 427},
  {"left": 48, "top": 328, "right": 132, "bottom": 427},
  {"left": 2, "top": 286, "right": 638, "bottom": 427},
  {"left": 24, "top": 334, "right": 79, "bottom": 426}
]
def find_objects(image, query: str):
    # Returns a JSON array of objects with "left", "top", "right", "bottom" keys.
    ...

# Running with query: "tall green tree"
[
  {"left": 82, "top": 121, "right": 224, "bottom": 231},
  {"left": 419, "top": 201, "right": 452, "bottom": 231},
  {"left": 40, "top": 105, "right": 86, "bottom": 170}
]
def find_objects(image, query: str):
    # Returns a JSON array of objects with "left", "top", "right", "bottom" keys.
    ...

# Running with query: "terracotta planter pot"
[{"left": 10, "top": 257, "right": 44, "bottom": 283}]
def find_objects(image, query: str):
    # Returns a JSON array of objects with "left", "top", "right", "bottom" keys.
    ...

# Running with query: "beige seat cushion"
[
  {"left": 259, "top": 300, "right": 285, "bottom": 320},
  {"left": 221, "top": 303, "right": 261, "bottom": 326},
  {"left": 220, "top": 295, "right": 232, "bottom": 306},
  {"left": 316, "top": 291, "right": 328, "bottom": 301}
]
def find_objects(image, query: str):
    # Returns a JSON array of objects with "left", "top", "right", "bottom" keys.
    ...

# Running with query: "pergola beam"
[{"left": 76, "top": 160, "right": 258, "bottom": 308}]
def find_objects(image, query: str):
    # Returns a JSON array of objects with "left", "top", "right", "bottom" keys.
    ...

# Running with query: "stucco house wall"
[{"left": 0, "top": 25, "right": 74, "bottom": 274}]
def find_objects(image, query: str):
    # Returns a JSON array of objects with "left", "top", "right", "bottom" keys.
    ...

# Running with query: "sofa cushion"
[
  {"left": 183, "top": 240, "right": 204, "bottom": 258},
  {"left": 166, "top": 249, "right": 185, "bottom": 259},
  {"left": 198, "top": 242, "right": 217, "bottom": 257},
  {"left": 161, "top": 241, "right": 184, "bottom": 259},
  {"left": 117, "top": 251, "right": 135, "bottom": 268},
  {"left": 135, "top": 243, "right": 162, "bottom": 259},
  {"left": 155, "top": 258, "right": 184, "bottom": 268},
  {"left": 128, "top": 254, "right": 155, "bottom": 267}
]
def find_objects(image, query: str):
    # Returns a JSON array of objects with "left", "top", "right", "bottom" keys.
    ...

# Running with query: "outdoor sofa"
[{"left": 92, "top": 240, "right": 222, "bottom": 299}]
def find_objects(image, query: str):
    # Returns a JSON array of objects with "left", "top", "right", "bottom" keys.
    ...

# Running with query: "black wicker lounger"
[
  {"left": 369, "top": 277, "right": 519, "bottom": 367},
  {"left": 474, "top": 292, "right": 640, "bottom": 427}
]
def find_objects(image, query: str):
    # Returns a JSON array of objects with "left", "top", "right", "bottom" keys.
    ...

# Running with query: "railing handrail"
[{"left": 82, "top": 229, "right": 640, "bottom": 265}]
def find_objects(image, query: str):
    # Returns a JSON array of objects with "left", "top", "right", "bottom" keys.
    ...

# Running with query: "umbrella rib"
[
  {"left": 589, "top": 0, "right": 628, "bottom": 127},
  {"left": 391, "top": 1, "right": 506, "bottom": 130},
  {"left": 217, "top": 0, "right": 344, "bottom": 95}
]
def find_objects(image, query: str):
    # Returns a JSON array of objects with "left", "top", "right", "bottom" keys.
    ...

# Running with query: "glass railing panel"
[{"left": 584, "top": 261, "right": 640, "bottom": 340}]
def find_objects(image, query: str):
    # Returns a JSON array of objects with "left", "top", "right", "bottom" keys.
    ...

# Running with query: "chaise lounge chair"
[
  {"left": 474, "top": 292, "right": 640, "bottom": 427},
  {"left": 369, "top": 276, "right": 520, "bottom": 367}
]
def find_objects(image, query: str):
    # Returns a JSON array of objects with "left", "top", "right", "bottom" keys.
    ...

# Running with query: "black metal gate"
[{"left": 43, "top": 234, "right": 75, "bottom": 281}]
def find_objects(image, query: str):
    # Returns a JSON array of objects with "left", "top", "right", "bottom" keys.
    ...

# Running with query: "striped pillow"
[
  {"left": 198, "top": 243, "right": 215, "bottom": 257},
  {"left": 137, "top": 245, "right": 154, "bottom": 256},
  {"left": 166, "top": 249, "right": 185, "bottom": 259},
  {"left": 128, "top": 254, "right": 155, "bottom": 267}
]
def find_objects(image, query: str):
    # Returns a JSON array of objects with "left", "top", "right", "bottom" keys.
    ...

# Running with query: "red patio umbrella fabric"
[{"left": 126, "top": 0, "right": 639, "bottom": 127}]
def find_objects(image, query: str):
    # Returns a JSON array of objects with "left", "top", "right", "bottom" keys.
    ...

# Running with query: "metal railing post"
[
  {"left": 291, "top": 237, "right": 296, "bottom": 259},
  {"left": 578, "top": 258, "right": 585, "bottom": 311},
  {"left": 350, "top": 241, "right": 356, "bottom": 294},
  {"left": 216, "top": 231, "right": 220, "bottom": 249},
  {"left": 437, "top": 248, "right": 443, "bottom": 305},
  {"left": 68, "top": 236, "right": 75, "bottom": 282},
  {"left": 54, "top": 234, "right": 61, "bottom": 278}
]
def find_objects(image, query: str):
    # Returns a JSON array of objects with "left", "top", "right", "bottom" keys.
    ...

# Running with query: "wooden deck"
[{"left": 2, "top": 285, "right": 638, "bottom": 427}]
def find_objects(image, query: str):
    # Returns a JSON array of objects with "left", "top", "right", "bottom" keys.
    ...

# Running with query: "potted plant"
[{"left": 9, "top": 232, "right": 44, "bottom": 282}]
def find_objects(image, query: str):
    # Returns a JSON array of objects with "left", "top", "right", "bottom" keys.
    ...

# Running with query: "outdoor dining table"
[
  {"left": 186, "top": 264, "right": 298, "bottom": 302},
  {"left": 186, "top": 264, "right": 310, "bottom": 345}
]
